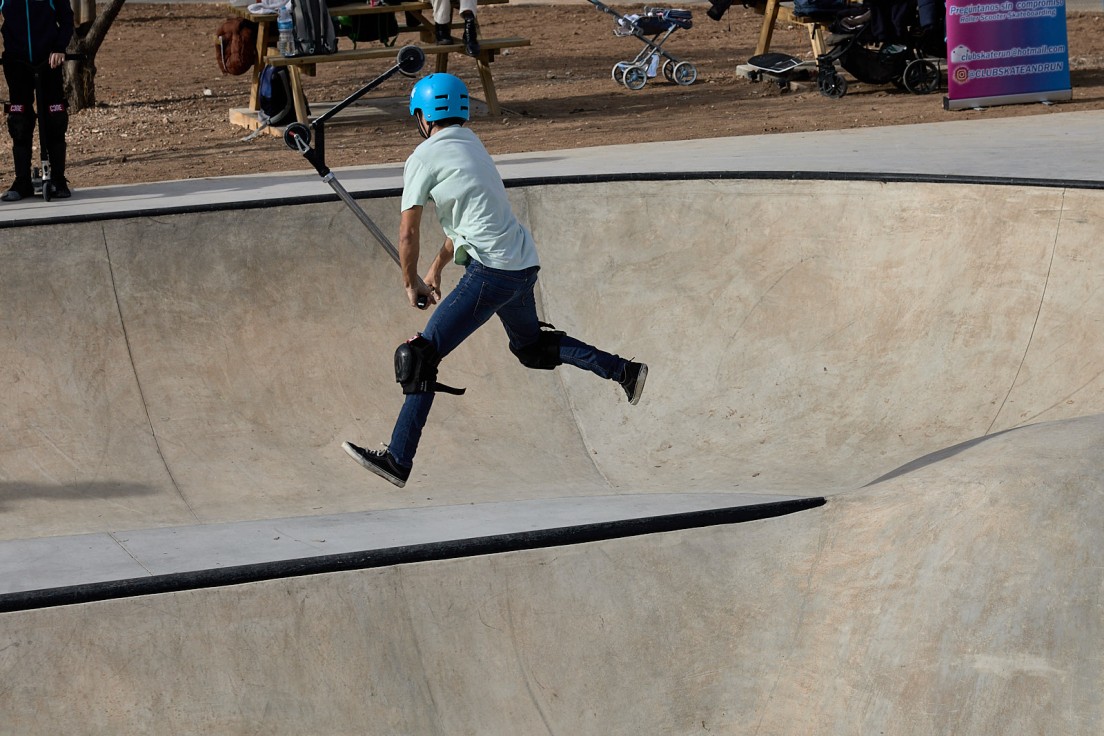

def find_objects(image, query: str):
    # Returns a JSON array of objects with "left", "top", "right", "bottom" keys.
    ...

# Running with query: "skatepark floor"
[{"left": 2, "top": 110, "right": 1104, "bottom": 734}]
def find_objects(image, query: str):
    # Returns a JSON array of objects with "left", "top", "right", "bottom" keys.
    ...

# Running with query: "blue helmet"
[{"left": 409, "top": 73, "right": 470, "bottom": 122}]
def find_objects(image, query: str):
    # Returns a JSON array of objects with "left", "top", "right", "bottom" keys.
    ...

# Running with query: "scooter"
[{"left": 281, "top": 45, "right": 428, "bottom": 306}]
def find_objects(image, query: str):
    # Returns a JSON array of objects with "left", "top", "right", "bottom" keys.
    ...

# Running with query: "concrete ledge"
[{"left": 0, "top": 493, "right": 825, "bottom": 612}]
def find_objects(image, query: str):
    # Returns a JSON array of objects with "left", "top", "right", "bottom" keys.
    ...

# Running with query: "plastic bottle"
[{"left": 277, "top": 6, "right": 295, "bottom": 57}]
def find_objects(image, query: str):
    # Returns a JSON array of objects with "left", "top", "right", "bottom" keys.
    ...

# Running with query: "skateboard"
[{"left": 745, "top": 52, "right": 812, "bottom": 90}]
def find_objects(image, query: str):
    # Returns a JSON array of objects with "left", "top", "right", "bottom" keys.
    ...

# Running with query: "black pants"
[{"left": 3, "top": 55, "right": 68, "bottom": 187}]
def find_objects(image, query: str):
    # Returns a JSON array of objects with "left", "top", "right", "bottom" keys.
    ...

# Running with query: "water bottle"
[{"left": 277, "top": 6, "right": 295, "bottom": 57}]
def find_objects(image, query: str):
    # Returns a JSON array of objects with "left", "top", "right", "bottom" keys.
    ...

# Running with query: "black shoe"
[
  {"left": 53, "top": 179, "right": 71, "bottom": 199},
  {"left": 619, "top": 361, "right": 648, "bottom": 405},
  {"left": 839, "top": 8, "right": 871, "bottom": 29},
  {"left": 1, "top": 180, "right": 32, "bottom": 202},
  {"left": 435, "top": 23, "right": 454, "bottom": 45},
  {"left": 706, "top": 0, "right": 733, "bottom": 21},
  {"left": 463, "top": 15, "right": 480, "bottom": 56},
  {"left": 342, "top": 441, "right": 411, "bottom": 488}
]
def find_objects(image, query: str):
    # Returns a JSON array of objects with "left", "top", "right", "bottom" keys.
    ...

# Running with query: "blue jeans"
[{"left": 387, "top": 261, "right": 628, "bottom": 468}]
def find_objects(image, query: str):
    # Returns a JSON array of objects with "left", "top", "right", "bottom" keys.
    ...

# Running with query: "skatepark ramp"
[{"left": 2, "top": 176, "right": 1104, "bottom": 733}]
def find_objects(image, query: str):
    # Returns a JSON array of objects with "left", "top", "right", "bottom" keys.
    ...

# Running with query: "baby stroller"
[
  {"left": 586, "top": 0, "right": 697, "bottom": 90},
  {"left": 796, "top": 0, "right": 945, "bottom": 98}
]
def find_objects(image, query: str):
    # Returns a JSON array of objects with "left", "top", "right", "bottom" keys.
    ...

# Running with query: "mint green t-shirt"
[{"left": 401, "top": 126, "right": 539, "bottom": 271}]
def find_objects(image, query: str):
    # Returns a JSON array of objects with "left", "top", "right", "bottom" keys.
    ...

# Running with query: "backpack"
[
  {"left": 792, "top": 0, "right": 852, "bottom": 16},
  {"left": 258, "top": 65, "right": 295, "bottom": 125},
  {"left": 336, "top": 12, "right": 398, "bottom": 47},
  {"left": 290, "top": 0, "right": 337, "bottom": 56},
  {"left": 215, "top": 17, "right": 258, "bottom": 75}
]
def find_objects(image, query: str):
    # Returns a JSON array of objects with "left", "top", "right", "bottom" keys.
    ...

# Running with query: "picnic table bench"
[
  {"left": 228, "top": 0, "right": 529, "bottom": 126},
  {"left": 750, "top": 0, "right": 832, "bottom": 57}
]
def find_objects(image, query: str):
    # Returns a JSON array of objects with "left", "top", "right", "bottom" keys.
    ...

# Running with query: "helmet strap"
[
  {"left": 415, "top": 112, "right": 431, "bottom": 140},
  {"left": 415, "top": 111, "right": 466, "bottom": 140}
]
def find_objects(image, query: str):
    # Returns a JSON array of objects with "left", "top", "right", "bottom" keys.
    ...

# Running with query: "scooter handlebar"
[
  {"left": 275, "top": 45, "right": 427, "bottom": 309},
  {"left": 308, "top": 45, "right": 426, "bottom": 129}
]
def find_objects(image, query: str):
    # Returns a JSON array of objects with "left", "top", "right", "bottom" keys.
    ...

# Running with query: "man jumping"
[{"left": 342, "top": 73, "right": 647, "bottom": 488}]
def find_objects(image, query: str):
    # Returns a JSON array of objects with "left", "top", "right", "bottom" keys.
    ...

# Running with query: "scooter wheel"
[
  {"left": 282, "top": 122, "right": 312, "bottom": 151},
  {"left": 396, "top": 45, "right": 426, "bottom": 76},
  {"left": 42, "top": 182, "right": 52, "bottom": 202}
]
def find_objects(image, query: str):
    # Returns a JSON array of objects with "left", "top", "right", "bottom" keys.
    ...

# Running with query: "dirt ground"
[{"left": 58, "top": 3, "right": 1104, "bottom": 188}]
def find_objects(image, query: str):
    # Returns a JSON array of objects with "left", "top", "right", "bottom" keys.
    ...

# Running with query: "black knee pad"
[
  {"left": 394, "top": 335, "right": 465, "bottom": 395},
  {"left": 5, "top": 105, "right": 35, "bottom": 145},
  {"left": 510, "top": 322, "right": 565, "bottom": 370},
  {"left": 42, "top": 103, "right": 68, "bottom": 145}
]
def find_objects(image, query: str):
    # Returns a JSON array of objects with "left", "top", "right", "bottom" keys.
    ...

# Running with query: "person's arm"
[
  {"left": 424, "top": 237, "right": 454, "bottom": 302},
  {"left": 53, "top": 0, "right": 75, "bottom": 55},
  {"left": 399, "top": 206, "right": 434, "bottom": 308}
]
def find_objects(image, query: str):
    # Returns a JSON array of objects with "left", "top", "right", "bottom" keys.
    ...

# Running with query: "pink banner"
[{"left": 944, "top": 0, "right": 1072, "bottom": 109}]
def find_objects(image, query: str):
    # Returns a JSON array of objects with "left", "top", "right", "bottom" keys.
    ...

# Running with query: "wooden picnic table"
[
  {"left": 749, "top": 0, "right": 834, "bottom": 57},
  {"left": 227, "top": 0, "right": 529, "bottom": 125}
]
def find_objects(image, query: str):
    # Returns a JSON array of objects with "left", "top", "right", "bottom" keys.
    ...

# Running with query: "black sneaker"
[
  {"left": 342, "top": 441, "right": 410, "bottom": 488},
  {"left": 53, "top": 179, "right": 71, "bottom": 199},
  {"left": 462, "top": 15, "right": 480, "bottom": 56},
  {"left": 619, "top": 361, "right": 648, "bottom": 405},
  {"left": 1, "top": 181, "right": 31, "bottom": 202}
]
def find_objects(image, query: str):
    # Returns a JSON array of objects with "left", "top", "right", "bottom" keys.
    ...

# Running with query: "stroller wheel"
[
  {"left": 819, "top": 71, "right": 848, "bottom": 99},
  {"left": 662, "top": 58, "right": 675, "bottom": 82},
  {"left": 903, "top": 59, "right": 940, "bottom": 95},
  {"left": 623, "top": 66, "right": 648, "bottom": 90},
  {"left": 671, "top": 61, "right": 697, "bottom": 86},
  {"left": 612, "top": 62, "right": 628, "bottom": 84}
]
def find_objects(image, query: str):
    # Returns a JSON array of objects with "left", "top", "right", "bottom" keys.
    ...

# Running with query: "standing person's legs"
[
  {"left": 2, "top": 58, "right": 36, "bottom": 201},
  {"left": 458, "top": 0, "right": 479, "bottom": 56},
  {"left": 39, "top": 65, "right": 69, "bottom": 197},
  {"left": 431, "top": 0, "right": 455, "bottom": 43},
  {"left": 431, "top": 0, "right": 478, "bottom": 54}
]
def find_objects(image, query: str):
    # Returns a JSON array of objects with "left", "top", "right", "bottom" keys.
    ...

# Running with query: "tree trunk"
[
  {"left": 63, "top": 0, "right": 127, "bottom": 113},
  {"left": 63, "top": 56, "right": 97, "bottom": 112}
]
